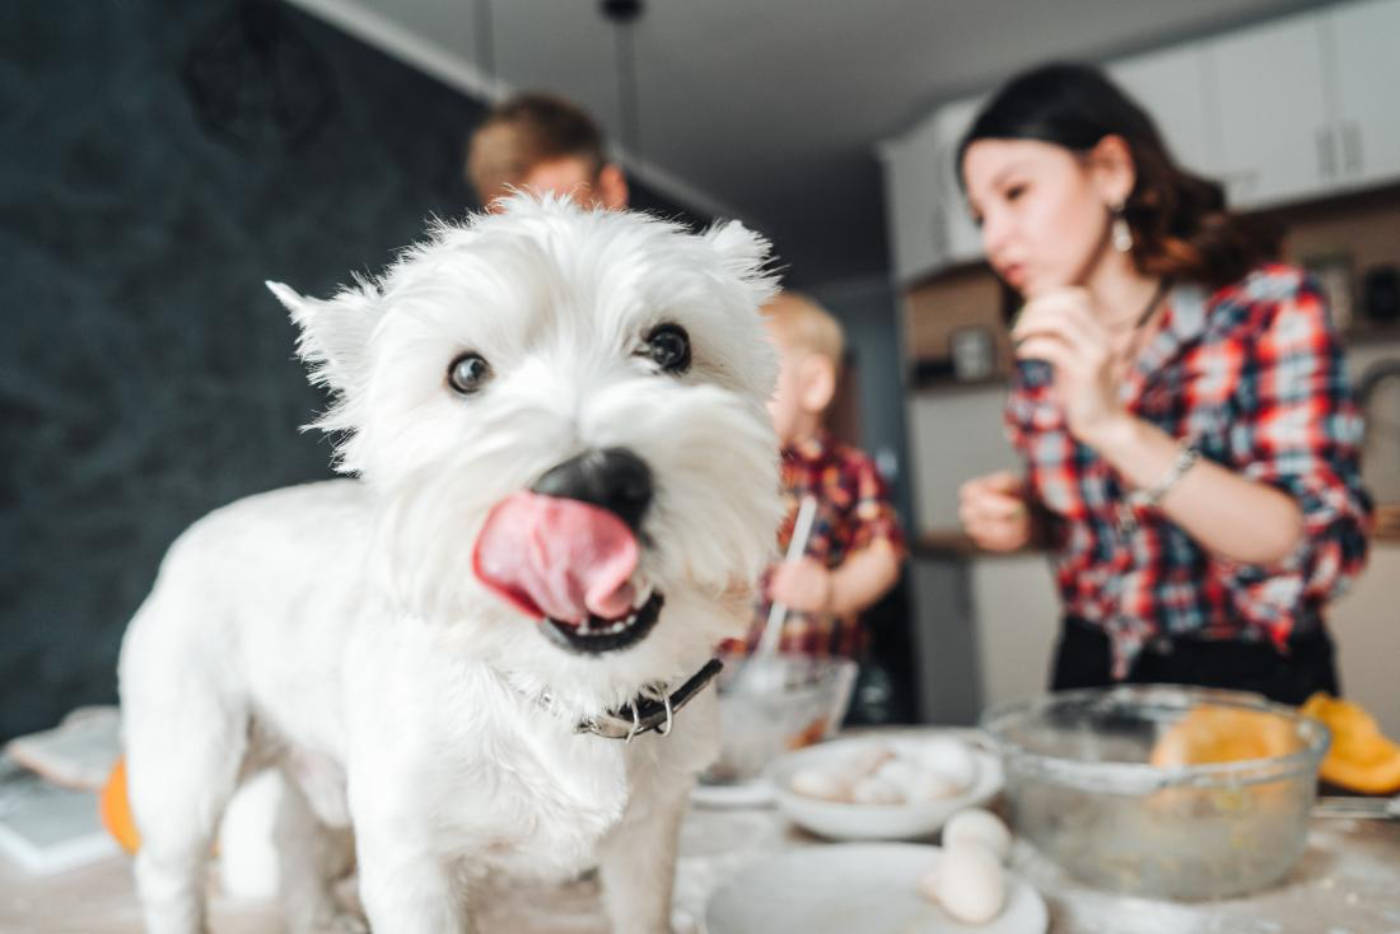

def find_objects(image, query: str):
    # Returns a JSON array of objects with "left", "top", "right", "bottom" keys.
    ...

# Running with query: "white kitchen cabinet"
[
  {"left": 880, "top": 0, "right": 1400, "bottom": 282},
  {"left": 907, "top": 386, "right": 1019, "bottom": 533},
  {"left": 1333, "top": 544, "right": 1400, "bottom": 742},
  {"left": 930, "top": 97, "right": 986, "bottom": 267},
  {"left": 1208, "top": 0, "right": 1400, "bottom": 208},
  {"left": 880, "top": 97, "right": 987, "bottom": 284},
  {"left": 1326, "top": 0, "right": 1400, "bottom": 191},
  {"left": 1208, "top": 12, "right": 1333, "bottom": 209},
  {"left": 1109, "top": 45, "right": 1217, "bottom": 177},
  {"left": 970, "top": 555, "right": 1059, "bottom": 709},
  {"left": 879, "top": 116, "right": 944, "bottom": 284}
]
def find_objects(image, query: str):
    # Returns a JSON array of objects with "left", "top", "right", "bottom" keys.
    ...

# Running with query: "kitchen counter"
[{"left": 2, "top": 785, "right": 1396, "bottom": 933}]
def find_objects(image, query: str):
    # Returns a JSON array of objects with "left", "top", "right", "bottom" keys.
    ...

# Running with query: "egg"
[
  {"left": 905, "top": 768, "right": 963, "bottom": 803},
  {"left": 845, "top": 743, "right": 896, "bottom": 778},
  {"left": 874, "top": 757, "right": 921, "bottom": 796},
  {"left": 943, "top": 807, "right": 1012, "bottom": 863},
  {"left": 916, "top": 739, "right": 980, "bottom": 791},
  {"left": 850, "top": 774, "right": 905, "bottom": 805},
  {"left": 789, "top": 766, "right": 852, "bottom": 802},
  {"left": 935, "top": 843, "right": 1007, "bottom": 924}
]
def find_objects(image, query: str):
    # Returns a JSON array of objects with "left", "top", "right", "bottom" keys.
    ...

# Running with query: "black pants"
[{"left": 1051, "top": 617, "right": 1340, "bottom": 706}]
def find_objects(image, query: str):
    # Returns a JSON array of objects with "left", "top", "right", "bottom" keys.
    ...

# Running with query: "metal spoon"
[{"left": 1312, "top": 794, "right": 1400, "bottom": 820}]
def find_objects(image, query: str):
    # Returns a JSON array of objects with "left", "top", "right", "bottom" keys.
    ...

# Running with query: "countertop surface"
[{"left": 2, "top": 777, "right": 1397, "bottom": 933}]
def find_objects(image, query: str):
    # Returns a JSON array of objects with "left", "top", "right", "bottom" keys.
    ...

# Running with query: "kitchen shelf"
[
  {"left": 914, "top": 530, "right": 1041, "bottom": 558},
  {"left": 907, "top": 366, "right": 1009, "bottom": 393},
  {"left": 1343, "top": 323, "right": 1400, "bottom": 346},
  {"left": 1374, "top": 504, "right": 1400, "bottom": 544}
]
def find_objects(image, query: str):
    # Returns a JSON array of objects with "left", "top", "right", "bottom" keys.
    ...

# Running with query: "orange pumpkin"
[
  {"left": 100, "top": 756, "right": 141, "bottom": 853},
  {"left": 1149, "top": 705, "right": 1297, "bottom": 768},
  {"left": 1301, "top": 693, "right": 1400, "bottom": 795}
]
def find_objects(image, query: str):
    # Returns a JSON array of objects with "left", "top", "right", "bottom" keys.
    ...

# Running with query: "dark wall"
[{"left": 0, "top": 0, "right": 697, "bottom": 742}]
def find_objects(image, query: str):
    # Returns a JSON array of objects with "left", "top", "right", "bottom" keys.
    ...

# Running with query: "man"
[{"left": 467, "top": 93, "right": 629, "bottom": 210}]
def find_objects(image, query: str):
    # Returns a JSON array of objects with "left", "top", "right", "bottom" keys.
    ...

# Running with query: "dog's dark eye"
[
  {"left": 644, "top": 324, "right": 691, "bottom": 374},
  {"left": 447, "top": 353, "right": 492, "bottom": 395}
]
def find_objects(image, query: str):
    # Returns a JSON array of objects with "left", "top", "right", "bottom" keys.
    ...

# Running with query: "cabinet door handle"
[
  {"left": 1342, "top": 122, "right": 1363, "bottom": 177},
  {"left": 1316, "top": 126, "right": 1337, "bottom": 179}
]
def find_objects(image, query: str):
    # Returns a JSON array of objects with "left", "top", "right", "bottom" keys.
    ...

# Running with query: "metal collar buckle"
[{"left": 577, "top": 658, "right": 723, "bottom": 741}]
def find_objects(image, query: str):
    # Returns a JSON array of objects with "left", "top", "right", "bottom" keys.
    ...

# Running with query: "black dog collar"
[{"left": 572, "top": 658, "right": 725, "bottom": 742}]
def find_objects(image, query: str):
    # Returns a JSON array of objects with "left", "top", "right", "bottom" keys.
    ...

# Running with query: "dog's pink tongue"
[{"left": 472, "top": 492, "right": 638, "bottom": 624}]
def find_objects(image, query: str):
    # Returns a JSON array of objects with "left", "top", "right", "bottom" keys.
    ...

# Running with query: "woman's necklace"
[{"left": 1114, "top": 278, "right": 1173, "bottom": 371}]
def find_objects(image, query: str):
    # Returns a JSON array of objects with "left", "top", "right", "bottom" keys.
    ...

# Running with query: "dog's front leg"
[
  {"left": 355, "top": 829, "right": 471, "bottom": 934},
  {"left": 596, "top": 784, "right": 690, "bottom": 934}
]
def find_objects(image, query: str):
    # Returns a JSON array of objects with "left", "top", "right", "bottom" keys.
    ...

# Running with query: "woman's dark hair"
[{"left": 958, "top": 62, "right": 1279, "bottom": 289}]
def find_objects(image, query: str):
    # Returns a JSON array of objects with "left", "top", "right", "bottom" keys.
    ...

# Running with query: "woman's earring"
[{"left": 1111, "top": 202, "right": 1133, "bottom": 254}]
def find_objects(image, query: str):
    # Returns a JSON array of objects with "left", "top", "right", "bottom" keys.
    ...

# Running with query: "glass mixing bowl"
[
  {"left": 700, "top": 654, "right": 858, "bottom": 786},
  {"left": 981, "top": 685, "right": 1329, "bottom": 900}
]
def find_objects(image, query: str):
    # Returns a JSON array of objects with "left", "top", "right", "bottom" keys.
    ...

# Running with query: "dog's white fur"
[{"left": 118, "top": 196, "right": 782, "bottom": 934}]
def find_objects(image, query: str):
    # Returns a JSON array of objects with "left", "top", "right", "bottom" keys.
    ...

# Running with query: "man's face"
[{"left": 486, "top": 158, "right": 628, "bottom": 213}]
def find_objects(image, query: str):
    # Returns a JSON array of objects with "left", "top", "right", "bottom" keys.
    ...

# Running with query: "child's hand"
[
  {"left": 767, "top": 557, "right": 834, "bottom": 613},
  {"left": 959, "top": 471, "right": 1032, "bottom": 552}
]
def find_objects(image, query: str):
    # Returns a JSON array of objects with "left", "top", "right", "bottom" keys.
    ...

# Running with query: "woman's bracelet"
[{"left": 1117, "top": 442, "right": 1200, "bottom": 534}]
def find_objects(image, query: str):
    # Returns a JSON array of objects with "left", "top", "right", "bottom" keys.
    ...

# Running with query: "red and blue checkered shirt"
[
  {"left": 1008, "top": 264, "right": 1373, "bottom": 677},
  {"left": 736, "top": 432, "right": 906, "bottom": 659}
]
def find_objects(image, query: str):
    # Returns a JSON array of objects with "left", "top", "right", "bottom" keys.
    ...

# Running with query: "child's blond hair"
[{"left": 762, "top": 291, "right": 845, "bottom": 365}]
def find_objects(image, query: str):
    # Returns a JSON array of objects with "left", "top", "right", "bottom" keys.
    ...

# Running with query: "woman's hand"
[
  {"left": 767, "top": 557, "right": 833, "bottom": 613},
  {"left": 1012, "top": 287, "right": 1132, "bottom": 450},
  {"left": 959, "top": 471, "right": 1032, "bottom": 552}
]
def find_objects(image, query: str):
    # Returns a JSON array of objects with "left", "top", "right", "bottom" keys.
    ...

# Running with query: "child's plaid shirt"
[{"left": 740, "top": 432, "right": 905, "bottom": 659}]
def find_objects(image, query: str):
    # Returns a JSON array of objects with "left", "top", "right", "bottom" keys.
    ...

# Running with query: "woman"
[{"left": 956, "top": 63, "right": 1372, "bottom": 704}]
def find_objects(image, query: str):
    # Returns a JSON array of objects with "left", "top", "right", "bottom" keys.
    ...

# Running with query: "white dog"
[{"left": 118, "top": 195, "right": 782, "bottom": 934}]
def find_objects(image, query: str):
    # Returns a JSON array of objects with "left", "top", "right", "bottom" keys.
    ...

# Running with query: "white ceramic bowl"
[{"left": 765, "top": 732, "right": 1003, "bottom": 841}]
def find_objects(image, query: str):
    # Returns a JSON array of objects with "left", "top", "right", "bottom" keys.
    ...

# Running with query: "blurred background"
[{"left": 3, "top": 0, "right": 1398, "bottom": 743}]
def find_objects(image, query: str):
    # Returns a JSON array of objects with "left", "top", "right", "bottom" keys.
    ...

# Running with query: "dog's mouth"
[
  {"left": 473, "top": 491, "right": 667, "bottom": 655},
  {"left": 540, "top": 590, "right": 665, "bottom": 654}
]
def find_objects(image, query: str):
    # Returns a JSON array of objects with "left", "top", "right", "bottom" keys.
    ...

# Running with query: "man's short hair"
[{"left": 467, "top": 93, "right": 607, "bottom": 201}]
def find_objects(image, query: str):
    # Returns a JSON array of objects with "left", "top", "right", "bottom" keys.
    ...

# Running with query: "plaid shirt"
[
  {"left": 736, "top": 432, "right": 905, "bottom": 658},
  {"left": 1008, "top": 264, "right": 1373, "bottom": 677}
]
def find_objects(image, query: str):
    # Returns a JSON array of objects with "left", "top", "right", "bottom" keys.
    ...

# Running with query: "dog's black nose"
[{"left": 530, "top": 447, "right": 653, "bottom": 532}]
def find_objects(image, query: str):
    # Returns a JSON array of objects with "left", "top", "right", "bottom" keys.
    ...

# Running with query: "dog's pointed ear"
[
  {"left": 266, "top": 280, "right": 379, "bottom": 397},
  {"left": 703, "top": 220, "right": 779, "bottom": 307},
  {"left": 704, "top": 220, "right": 769, "bottom": 274}
]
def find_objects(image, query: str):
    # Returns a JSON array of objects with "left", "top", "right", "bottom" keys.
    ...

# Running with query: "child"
[
  {"left": 743, "top": 292, "right": 905, "bottom": 658},
  {"left": 466, "top": 93, "right": 629, "bottom": 210}
]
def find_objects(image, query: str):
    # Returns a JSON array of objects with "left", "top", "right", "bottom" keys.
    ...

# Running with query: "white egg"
[
  {"left": 935, "top": 843, "right": 1007, "bottom": 924},
  {"left": 917, "top": 739, "right": 979, "bottom": 791},
  {"left": 788, "top": 766, "right": 852, "bottom": 802},
  {"left": 874, "top": 757, "right": 921, "bottom": 796},
  {"left": 943, "top": 808, "right": 1012, "bottom": 863},
  {"left": 916, "top": 851, "right": 944, "bottom": 904},
  {"left": 851, "top": 774, "right": 906, "bottom": 805},
  {"left": 845, "top": 743, "right": 896, "bottom": 778},
  {"left": 905, "top": 768, "right": 964, "bottom": 803}
]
